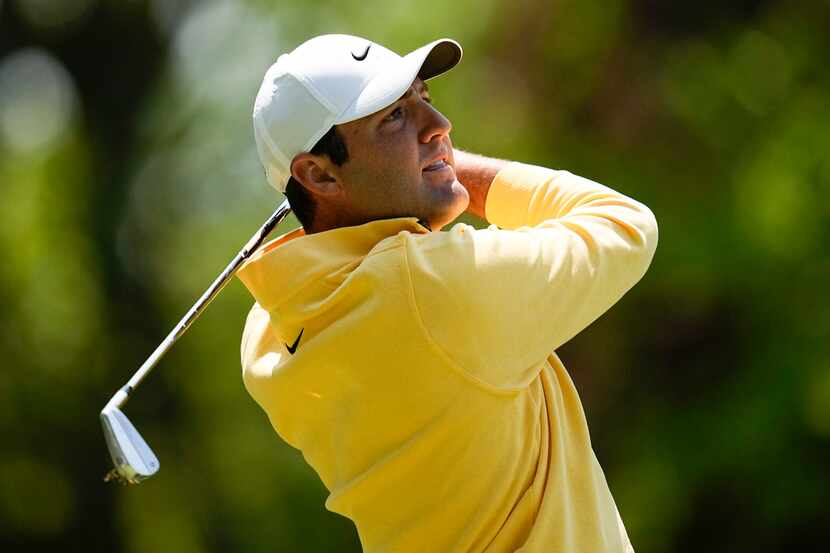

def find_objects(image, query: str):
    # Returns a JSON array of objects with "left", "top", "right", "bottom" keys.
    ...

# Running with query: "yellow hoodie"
[{"left": 238, "top": 161, "right": 658, "bottom": 552}]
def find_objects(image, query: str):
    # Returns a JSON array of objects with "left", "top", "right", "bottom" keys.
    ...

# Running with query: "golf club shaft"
[{"left": 104, "top": 200, "right": 292, "bottom": 412}]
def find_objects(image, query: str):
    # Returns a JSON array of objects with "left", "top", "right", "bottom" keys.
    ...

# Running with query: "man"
[{"left": 239, "top": 34, "right": 657, "bottom": 552}]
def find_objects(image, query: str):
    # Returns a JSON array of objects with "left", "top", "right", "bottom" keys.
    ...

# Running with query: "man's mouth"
[{"left": 423, "top": 160, "right": 449, "bottom": 172}]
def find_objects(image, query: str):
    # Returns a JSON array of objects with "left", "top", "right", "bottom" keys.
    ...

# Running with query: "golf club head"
[{"left": 100, "top": 405, "right": 159, "bottom": 484}]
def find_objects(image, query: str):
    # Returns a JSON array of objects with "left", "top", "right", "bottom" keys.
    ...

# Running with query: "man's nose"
[{"left": 418, "top": 101, "right": 452, "bottom": 144}]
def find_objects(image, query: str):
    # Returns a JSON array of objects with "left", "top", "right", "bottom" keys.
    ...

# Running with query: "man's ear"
[{"left": 290, "top": 154, "right": 341, "bottom": 196}]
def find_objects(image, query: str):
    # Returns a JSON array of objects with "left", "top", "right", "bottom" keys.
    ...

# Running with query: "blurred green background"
[{"left": 1, "top": 0, "right": 828, "bottom": 551}]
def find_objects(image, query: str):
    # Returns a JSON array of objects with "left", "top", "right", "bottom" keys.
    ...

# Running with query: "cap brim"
[{"left": 335, "top": 38, "right": 462, "bottom": 125}]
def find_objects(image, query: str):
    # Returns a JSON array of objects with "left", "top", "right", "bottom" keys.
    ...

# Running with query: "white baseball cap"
[{"left": 252, "top": 34, "right": 462, "bottom": 193}]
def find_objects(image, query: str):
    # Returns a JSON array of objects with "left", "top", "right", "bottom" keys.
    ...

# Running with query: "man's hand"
[{"left": 452, "top": 149, "right": 508, "bottom": 222}]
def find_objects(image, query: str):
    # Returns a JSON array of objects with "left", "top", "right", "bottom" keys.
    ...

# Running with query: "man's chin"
[{"left": 425, "top": 180, "right": 470, "bottom": 230}]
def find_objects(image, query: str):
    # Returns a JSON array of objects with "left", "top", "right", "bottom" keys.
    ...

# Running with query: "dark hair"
[{"left": 285, "top": 126, "right": 349, "bottom": 231}]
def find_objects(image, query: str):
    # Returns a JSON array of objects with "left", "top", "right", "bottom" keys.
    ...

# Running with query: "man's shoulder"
[{"left": 240, "top": 302, "right": 279, "bottom": 365}]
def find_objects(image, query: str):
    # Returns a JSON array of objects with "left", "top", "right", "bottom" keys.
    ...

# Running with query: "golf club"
[{"left": 101, "top": 199, "right": 292, "bottom": 485}]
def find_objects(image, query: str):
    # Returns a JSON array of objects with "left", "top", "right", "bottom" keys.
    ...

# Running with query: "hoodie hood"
[{"left": 237, "top": 216, "right": 430, "bottom": 314}]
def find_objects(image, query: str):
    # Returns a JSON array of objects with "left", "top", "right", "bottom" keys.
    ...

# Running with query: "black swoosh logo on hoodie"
[{"left": 286, "top": 328, "right": 304, "bottom": 355}]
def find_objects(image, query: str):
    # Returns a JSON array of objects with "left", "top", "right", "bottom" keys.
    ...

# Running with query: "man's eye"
[
  {"left": 423, "top": 96, "right": 432, "bottom": 104},
  {"left": 383, "top": 107, "right": 403, "bottom": 122}
]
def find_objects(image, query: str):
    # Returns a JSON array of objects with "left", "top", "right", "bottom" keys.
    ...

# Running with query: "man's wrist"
[{"left": 452, "top": 149, "right": 508, "bottom": 221}]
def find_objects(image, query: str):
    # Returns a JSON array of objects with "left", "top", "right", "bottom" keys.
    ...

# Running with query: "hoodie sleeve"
[{"left": 405, "top": 162, "right": 658, "bottom": 391}]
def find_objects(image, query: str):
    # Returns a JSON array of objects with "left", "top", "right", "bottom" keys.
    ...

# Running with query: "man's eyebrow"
[
  {"left": 397, "top": 87, "right": 415, "bottom": 102},
  {"left": 378, "top": 81, "right": 430, "bottom": 119},
  {"left": 396, "top": 81, "right": 430, "bottom": 102}
]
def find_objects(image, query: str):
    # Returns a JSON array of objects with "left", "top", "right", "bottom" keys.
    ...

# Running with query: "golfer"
[{"left": 239, "top": 34, "right": 657, "bottom": 553}]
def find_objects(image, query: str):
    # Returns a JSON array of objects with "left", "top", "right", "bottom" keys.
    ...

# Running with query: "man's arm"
[
  {"left": 452, "top": 149, "right": 506, "bottom": 221},
  {"left": 407, "top": 159, "right": 658, "bottom": 390}
]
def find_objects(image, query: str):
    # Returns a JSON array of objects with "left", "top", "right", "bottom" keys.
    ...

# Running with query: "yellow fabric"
[{"left": 238, "top": 162, "right": 658, "bottom": 552}]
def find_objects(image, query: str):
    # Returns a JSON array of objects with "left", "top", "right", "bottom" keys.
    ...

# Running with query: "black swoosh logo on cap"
[
  {"left": 286, "top": 328, "right": 304, "bottom": 355},
  {"left": 352, "top": 44, "right": 371, "bottom": 61}
]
